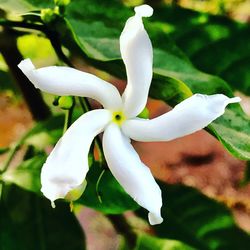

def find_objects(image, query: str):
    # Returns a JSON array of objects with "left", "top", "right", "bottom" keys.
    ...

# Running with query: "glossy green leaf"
[
  {"left": 150, "top": 6, "right": 250, "bottom": 95},
  {"left": 78, "top": 163, "right": 139, "bottom": 214},
  {"left": 2, "top": 154, "right": 46, "bottom": 193},
  {"left": 0, "top": 0, "right": 52, "bottom": 13},
  {"left": 0, "top": 69, "right": 19, "bottom": 93},
  {"left": 136, "top": 182, "right": 250, "bottom": 250},
  {"left": 135, "top": 233, "right": 195, "bottom": 250},
  {"left": 0, "top": 185, "right": 85, "bottom": 250}
]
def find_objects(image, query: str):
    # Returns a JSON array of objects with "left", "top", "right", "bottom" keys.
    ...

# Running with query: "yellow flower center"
[{"left": 112, "top": 111, "right": 126, "bottom": 126}]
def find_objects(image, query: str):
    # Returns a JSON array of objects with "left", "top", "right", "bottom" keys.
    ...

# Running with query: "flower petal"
[
  {"left": 122, "top": 94, "right": 241, "bottom": 141},
  {"left": 18, "top": 59, "right": 122, "bottom": 110},
  {"left": 103, "top": 123, "right": 163, "bottom": 225},
  {"left": 120, "top": 5, "right": 153, "bottom": 118},
  {"left": 41, "top": 109, "right": 111, "bottom": 203}
]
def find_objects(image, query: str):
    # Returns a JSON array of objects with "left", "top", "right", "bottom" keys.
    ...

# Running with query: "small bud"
[
  {"left": 65, "top": 181, "right": 87, "bottom": 202},
  {"left": 54, "top": 0, "right": 71, "bottom": 7},
  {"left": 138, "top": 107, "right": 150, "bottom": 119},
  {"left": 41, "top": 8, "right": 57, "bottom": 23},
  {"left": 58, "top": 96, "right": 74, "bottom": 110}
]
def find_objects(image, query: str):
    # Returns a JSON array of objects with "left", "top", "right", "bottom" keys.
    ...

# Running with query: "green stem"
[
  {"left": 0, "top": 128, "right": 31, "bottom": 174},
  {"left": 0, "top": 19, "right": 45, "bottom": 31},
  {"left": 63, "top": 98, "right": 75, "bottom": 133},
  {"left": 95, "top": 168, "right": 106, "bottom": 203},
  {"left": 63, "top": 110, "right": 70, "bottom": 134},
  {"left": 0, "top": 142, "right": 21, "bottom": 174}
]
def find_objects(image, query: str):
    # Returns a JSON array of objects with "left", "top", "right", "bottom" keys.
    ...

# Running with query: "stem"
[
  {"left": 63, "top": 110, "right": 70, "bottom": 134},
  {"left": 107, "top": 214, "right": 137, "bottom": 249},
  {"left": 0, "top": 127, "right": 31, "bottom": 174},
  {"left": 62, "top": 98, "right": 75, "bottom": 133},
  {"left": 0, "top": 28, "right": 51, "bottom": 121},
  {"left": 95, "top": 169, "right": 106, "bottom": 203},
  {"left": 0, "top": 19, "right": 45, "bottom": 31},
  {"left": 0, "top": 142, "right": 21, "bottom": 174}
]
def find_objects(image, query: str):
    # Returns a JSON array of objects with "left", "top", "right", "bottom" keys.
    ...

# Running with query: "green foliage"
[
  {"left": 135, "top": 233, "right": 195, "bottom": 250},
  {"left": 0, "top": 0, "right": 53, "bottom": 13},
  {"left": 0, "top": 70, "right": 19, "bottom": 93},
  {"left": 137, "top": 182, "right": 250, "bottom": 250},
  {"left": 151, "top": 6, "right": 250, "bottom": 95},
  {"left": 0, "top": 185, "right": 85, "bottom": 250},
  {"left": 2, "top": 154, "right": 46, "bottom": 193},
  {"left": 78, "top": 163, "right": 139, "bottom": 214}
]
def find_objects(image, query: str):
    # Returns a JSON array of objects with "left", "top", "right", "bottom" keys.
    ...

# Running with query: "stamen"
[
  {"left": 115, "top": 114, "right": 122, "bottom": 121},
  {"left": 112, "top": 111, "right": 126, "bottom": 126}
]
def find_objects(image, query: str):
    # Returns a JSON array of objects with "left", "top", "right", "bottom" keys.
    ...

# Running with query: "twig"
[
  {"left": 0, "top": 28, "right": 51, "bottom": 121},
  {"left": 107, "top": 214, "right": 137, "bottom": 249}
]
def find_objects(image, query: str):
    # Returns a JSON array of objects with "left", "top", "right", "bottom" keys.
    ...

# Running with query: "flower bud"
[
  {"left": 58, "top": 96, "right": 74, "bottom": 110},
  {"left": 41, "top": 8, "right": 57, "bottom": 23},
  {"left": 54, "top": 0, "right": 71, "bottom": 6}
]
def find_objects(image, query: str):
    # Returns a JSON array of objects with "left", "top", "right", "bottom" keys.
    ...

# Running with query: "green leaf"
[
  {"left": 0, "top": 69, "right": 19, "bottom": 93},
  {"left": 150, "top": 6, "right": 250, "bottom": 95},
  {"left": 136, "top": 182, "right": 250, "bottom": 250},
  {"left": 0, "top": 185, "right": 85, "bottom": 250},
  {"left": 2, "top": 153, "right": 46, "bottom": 193},
  {"left": 17, "top": 34, "right": 58, "bottom": 67},
  {"left": 0, "top": 0, "right": 53, "bottom": 14},
  {"left": 24, "top": 114, "right": 64, "bottom": 148},
  {"left": 78, "top": 163, "right": 139, "bottom": 214},
  {"left": 135, "top": 233, "right": 195, "bottom": 250}
]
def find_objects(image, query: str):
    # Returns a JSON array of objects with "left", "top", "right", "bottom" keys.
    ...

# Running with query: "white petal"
[
  {"left": 41, "top": 109, "right": 111, "bottom": 203},
  {"left": 120, "top": 5, "right": 153, "bottom": 118},
  {"left": 103, "top": 123, "right": 163, "bottom": 225},
  {"left": 122, "top": 94, "right": 241, "bottom": 141},
  {"left": 18, "top": 59, "right": 122, "bottom": 110}
]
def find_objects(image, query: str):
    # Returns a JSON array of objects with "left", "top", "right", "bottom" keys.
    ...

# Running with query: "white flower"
[{"left": 18, "top": 4, "right": 240, "bottom": 225}]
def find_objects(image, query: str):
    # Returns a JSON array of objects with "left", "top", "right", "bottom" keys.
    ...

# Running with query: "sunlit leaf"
[
  {"left": 78, "top": 162, "right": 139, "bottom": 214},
  {"left": 17, "top": 34, "right": 58, "bottom": 67},
  {"left": 0, "top": 0, "right": 52, "bottom": 14},
  {"left": 2, "top": 154, "right": 46, "bottom": 193}
]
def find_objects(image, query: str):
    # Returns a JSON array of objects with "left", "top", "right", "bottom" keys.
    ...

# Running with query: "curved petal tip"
[
  {"left": 18, "top": 58, "right": 35, "bottom": 74},
  {"left": 134, "top": 4, "right": 153, "bottom": 17},
  {"left": 228, "top": 96, "right": 241, "bottom": 104},
  {"left": 148, "top": 212, "right": 163, "bottom": 225}
]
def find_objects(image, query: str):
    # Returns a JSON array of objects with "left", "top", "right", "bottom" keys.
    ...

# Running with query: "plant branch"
[
  {"left": 0, "top": 19, "right": 45, "bottom": 31},
  {"left": 0, "top": 28, "right": 51, "bottom": 121},
  {"left": 107, "top": 214, "right": 137, "bottom": 249}
]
